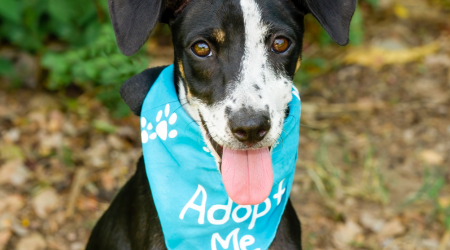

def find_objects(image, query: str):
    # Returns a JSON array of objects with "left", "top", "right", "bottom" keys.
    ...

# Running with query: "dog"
[{"left": 86, "top": 0, "right": 356, "bottom": 249}]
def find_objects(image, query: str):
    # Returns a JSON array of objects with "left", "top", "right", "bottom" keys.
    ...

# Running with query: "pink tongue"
[{"left": 221, "top": 147, "right": 273, "bottom": 205}]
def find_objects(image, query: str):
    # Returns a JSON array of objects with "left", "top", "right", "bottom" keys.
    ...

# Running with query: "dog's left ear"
[
  {"left": 300, "top": 0, "right": 357, "bottom": 46},
  {"left": 108, "top": 0, "right": 164, "bottom": 56}
]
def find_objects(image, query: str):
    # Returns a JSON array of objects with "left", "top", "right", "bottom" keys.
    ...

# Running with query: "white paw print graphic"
[{"left": 141, "top": 104, "right": 178, "bottom": 143}]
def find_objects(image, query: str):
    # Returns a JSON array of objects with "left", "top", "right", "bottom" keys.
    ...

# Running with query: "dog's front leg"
[{"left": 269, "top": 199, "right": 302, "bottom": 250}]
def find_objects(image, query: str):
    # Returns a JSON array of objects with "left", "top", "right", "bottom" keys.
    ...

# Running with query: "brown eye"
[
  {"left": 271, "top": 37, "right": 290, "bottom": 53},
  {"left": 191, "top": 42, "right": 211, "bottom": 57}
]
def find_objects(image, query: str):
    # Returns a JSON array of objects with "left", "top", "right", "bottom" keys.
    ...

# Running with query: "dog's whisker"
[
  {"left": 173, "top": 102, "right": 191, "bottom": 113},
  {"left": 277, "top": 132, "right": 285, "bottom": 149},
  {"left": 283, "top": 115, "right": 296, "bottom": 123},
  {"left": 184, "top": 120, "right": 216, "bottom": 134},
  {"left": 184, "top": 121, "right": 199, "bottom": 133},
  {"left": 147, "top": 100, "right": 181, "bottom": 112}
]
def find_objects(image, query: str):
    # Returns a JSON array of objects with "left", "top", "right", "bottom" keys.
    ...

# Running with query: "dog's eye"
[
  {"left": 191, "top": 42, "right": 211, "bottom": 57},
  {"left": 271, "top": 37, "right": 290, "bottom": 53}
]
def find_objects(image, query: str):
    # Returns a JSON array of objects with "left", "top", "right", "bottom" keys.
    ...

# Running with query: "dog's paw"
[{"left": 141, "top": 104, "right": 178, "bottom": 143}]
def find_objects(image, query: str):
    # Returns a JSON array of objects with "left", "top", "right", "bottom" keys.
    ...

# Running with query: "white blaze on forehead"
[
  {"left": 234, "top": 0, "right": 292, "bottom": 111},
  {"left": 239, "top": 0, "right": 268, "bottom": 96}
]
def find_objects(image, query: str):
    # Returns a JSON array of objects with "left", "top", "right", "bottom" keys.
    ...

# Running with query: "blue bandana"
[{"left": 140, "top": 65, "right": 301, "bottom": 250}]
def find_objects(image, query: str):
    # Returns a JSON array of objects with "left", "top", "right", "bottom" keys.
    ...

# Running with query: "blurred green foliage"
[
  {"left": 41, "top": 25, "right": 148, "bottom": 117},
  {"left": 0, "top": 0, "right": 106, "bottom": 51},
  {"left": 0, "top": 0, "right": 148, "bottom": 117}
]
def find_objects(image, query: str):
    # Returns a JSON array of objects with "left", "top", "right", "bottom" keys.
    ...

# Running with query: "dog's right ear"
[
  {"left": 108, "top": 0, "right": 164, "bottom": 56},
  {"left": 109, "top": 0, "right": 190, "bottom": 56}
]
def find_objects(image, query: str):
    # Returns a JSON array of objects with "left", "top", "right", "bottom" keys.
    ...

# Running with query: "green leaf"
[
  {"left": 1, "top": 22, "right": 41, "bottom": 50},
  {"left": 349, "top": 4, "right": 364, "bottom": 46},
  {"left": 92, "top": 119, "right": 117, "bottom": 133},
  {"left": 47, "top": 0, "right": 95, "bottom": 23},
  {"left": 47, "top": 0, "right": 74, "bottom": 23},
  {"left": 99, "top": 68, "right": 120, "bottom": 83},
  {"left": 97, "top": 0, "right": 110, "bottom": 14},
  {"left": 363, "top": 0, "right": 379, "bottom": 8},
  {"left": 445, "top": 215, "right": 450, "bottom": 231},
  {"left": 81, "top": 21, "right": 102, "bottom": 45},
  {"left": 0, "top": 0, "right": 21, "bottom": 23},
  {"left": 84, "top": 61, "right": 99, "bottom": 79},
  {"left": 112, "top": 102, "right": 131, "bottom": 118},
  {"left": 427, "top": 177, "right": 444, "bottom": 200},
  {"left": 0, "top": 58, "right": 14, "bottom": 77},
  {"left": 61, "top": 146, "right": 74, "bottom": 167},
  {"left": 318, "top": 29, "right": 333, "bottom": 47},
  {"left": 41, "top": 53, "right": 70, "bottom": 73}
]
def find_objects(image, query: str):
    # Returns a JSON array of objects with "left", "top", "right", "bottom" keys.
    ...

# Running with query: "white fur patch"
[
  {"left": 179, "top": 0, "right": 293, "bottom": 166},
  {"left": 178, "top": 80, "right": 223, "bottom": 167}
]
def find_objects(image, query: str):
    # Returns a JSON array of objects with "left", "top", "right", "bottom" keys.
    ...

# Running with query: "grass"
[
  {"left": 403, "top": 168, "right": 450, "bottom": 250},
  {"left": 304, "top": 133, "right": 449, "bottom": 248},
  {"left": 306, "top": 133, "right": 390, "bottom": 209}
]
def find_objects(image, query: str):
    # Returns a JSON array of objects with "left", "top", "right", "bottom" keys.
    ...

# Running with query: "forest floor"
[{"left": 1, "top": 0, "right": 450, "bottom": 249}]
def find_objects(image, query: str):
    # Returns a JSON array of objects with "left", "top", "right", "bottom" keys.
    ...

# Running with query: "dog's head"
[{"left": 110, "top": 0, "right": 356, "bottom": 204}]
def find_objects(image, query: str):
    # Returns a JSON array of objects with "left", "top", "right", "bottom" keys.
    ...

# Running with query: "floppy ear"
[
  {"left": 120, "top": 66, "right": 168, "bottom": 115},
  {"left": 303, "top": 0, "right": 357, "bottom": 46},
  {"left": 108, "top": 0, "right": 164, "bottom": 56}
]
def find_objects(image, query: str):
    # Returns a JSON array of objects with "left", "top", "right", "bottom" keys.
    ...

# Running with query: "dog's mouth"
[{"left": 200, "top": 114, "right": 274, "bottom": 205}]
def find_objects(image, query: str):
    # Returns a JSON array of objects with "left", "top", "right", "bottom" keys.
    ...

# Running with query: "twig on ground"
[
  {"left": 66, "top": 167, "right": 89, "bottom": 218},
  {"left": 439, "top": 230, "right": 450, "bottom": 250}
]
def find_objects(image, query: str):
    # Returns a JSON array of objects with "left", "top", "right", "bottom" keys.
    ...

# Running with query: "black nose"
[{"left": 229, "top": 110, "right": 271, "bottom": 146}]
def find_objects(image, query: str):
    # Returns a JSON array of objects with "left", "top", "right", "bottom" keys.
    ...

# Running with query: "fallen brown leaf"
[
  {"left": 0, "top": 160, "right": 30, "bottom": 187},
  {"left": 16, "top": 233, "right": 47, "bottom": 250},
  {"left": 333, "top": 220, "right": 362, "bottom": 248},
  {"left": 0, "top": 230, "right": 11, "bottom": 250},
  {"left": 360, "top": 211, "right": 385, "bottom": 233},
  {"left": 32, "top": 188, "right": 59, "bottom": 219},
  {"left": 420, "top": 150, "right": 444, "bottom": 165},
  {"left": 378, "top": 218, "right": 406, "bottom": 238},
  {"left": 344, "top": 42, "right": 440, "bottom": 69}
]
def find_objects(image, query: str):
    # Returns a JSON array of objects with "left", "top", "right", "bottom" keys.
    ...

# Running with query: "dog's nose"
[{"left": 229, "top": 111, "right": 271, "bottom": 146}]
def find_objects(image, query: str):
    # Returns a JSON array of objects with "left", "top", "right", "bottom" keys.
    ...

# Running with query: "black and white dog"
[{"left": 86, "top": 0, "right": 356, "bottom": 249}]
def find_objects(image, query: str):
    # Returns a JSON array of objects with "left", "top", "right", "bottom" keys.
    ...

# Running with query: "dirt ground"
[{"left": 1, "top": 0, "right": 450, "bottom": 249}]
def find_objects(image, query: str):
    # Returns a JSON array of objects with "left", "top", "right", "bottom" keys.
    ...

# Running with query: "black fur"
[
  {"left": 86, "top": 157, "right": 166, "bottom": 250},
  {"left": 298, "top": 0, "right": 357, "bottom": 45},
  {"left": 109, "top": 0, "right": 164, "bottom": 56},
  {"left": 120, "top": 66, "right": 168, "bottom": 115}
]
